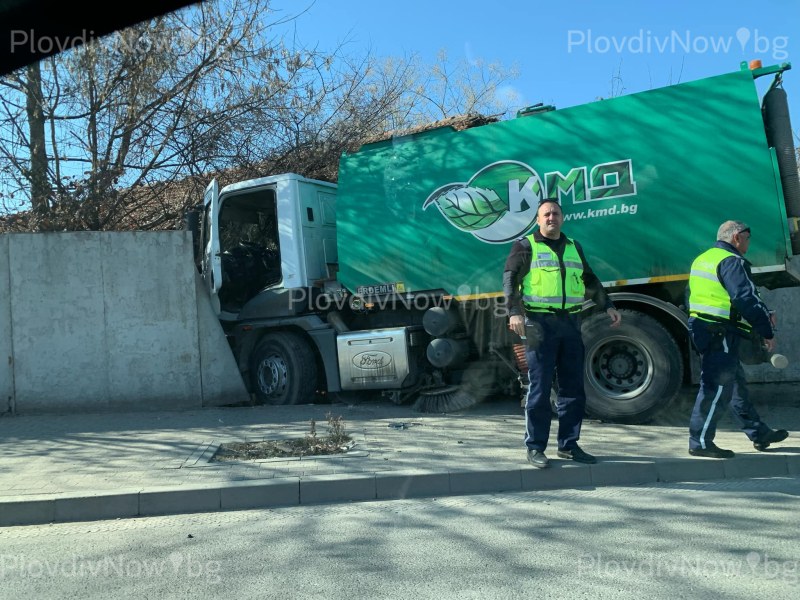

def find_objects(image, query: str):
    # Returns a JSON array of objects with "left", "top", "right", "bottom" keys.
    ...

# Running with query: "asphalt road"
[{"left": 1, "top": 477, "right": 797, "bottom": 599}]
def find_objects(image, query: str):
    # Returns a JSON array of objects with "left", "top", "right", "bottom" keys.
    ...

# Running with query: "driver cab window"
[{"left": 217, "top": 188, "right": 280, "bottom": 311}]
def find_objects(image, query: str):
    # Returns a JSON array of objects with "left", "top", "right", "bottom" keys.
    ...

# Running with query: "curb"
[{"left": 2, "top": 453, "right": 798, "bottom": 527}]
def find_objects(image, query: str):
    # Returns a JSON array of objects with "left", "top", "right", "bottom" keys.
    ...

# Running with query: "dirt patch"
[
  {"left": 212, "top": 413, "right": 352, "bottom": 461},
  {"left": 214, "top": 437, "right": 353, "bottom": 460}
]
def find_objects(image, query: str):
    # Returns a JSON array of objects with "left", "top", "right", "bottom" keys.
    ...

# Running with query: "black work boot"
[
  {"left": 753, "top": 429, "right": 789, "bottom": 451},
  {"left": 526, "top": 449, "right": 550, "bottom": 469},
  {"left": 557, "top": 445, "right": 597, "bottom": 464},
  {"left": 689, "top": 443, "right": 735, "bottom": 459}
]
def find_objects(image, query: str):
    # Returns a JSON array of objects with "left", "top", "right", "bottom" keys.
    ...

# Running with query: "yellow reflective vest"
[
  {"left": 689, "top": 247, "right": 746, "bottom": 328},
  {"left": 521, "top": 235, "right": 585, "bottom": 312}
]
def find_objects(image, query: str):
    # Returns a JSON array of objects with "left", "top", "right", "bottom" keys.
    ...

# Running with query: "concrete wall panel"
[
  {"left": 0, "top": 235, "right": 13, "bottom": 414},
  {"left": 4, "top": 231, "right": 248, "bottom": 414},
  {"left": 102, "top": 231, "right": 202, "bottom": 409},
  {"left": 10, "top": 233, "right": 109, "bottom": 410},
  {"left": 194, "top": 270, "right": 250, "bottom": 406}
]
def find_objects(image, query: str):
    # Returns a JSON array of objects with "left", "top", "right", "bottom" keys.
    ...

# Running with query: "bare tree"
[
  {"left": 0, "top": 0, "right": 519, "bottom": 232},
  {"left": 408, "top": 49, "right": 520, "bottom": 121},
  {"left": 0, "top": 0, "right": 325, "bottom": 230}
]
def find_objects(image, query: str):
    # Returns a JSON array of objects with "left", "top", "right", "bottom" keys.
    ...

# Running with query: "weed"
[{"left": 214, "top": 414, "right": 352, "bottom": 461}]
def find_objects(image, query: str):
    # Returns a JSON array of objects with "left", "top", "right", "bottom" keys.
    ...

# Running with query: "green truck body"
[{"left": 337, "top": 65, "right": 795, "bottom": 297}]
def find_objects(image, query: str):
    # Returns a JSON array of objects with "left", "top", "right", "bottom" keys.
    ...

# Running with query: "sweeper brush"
[{"left": 412, "top": 385, "right": 483, "bottom": 413}]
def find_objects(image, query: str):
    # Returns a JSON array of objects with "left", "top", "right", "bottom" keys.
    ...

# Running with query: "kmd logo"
[{"left": 423, "top": 159, "right": 637, "bottom": 243}]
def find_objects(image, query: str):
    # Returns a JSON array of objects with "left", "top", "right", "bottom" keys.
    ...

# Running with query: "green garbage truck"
[{"left": 192, "top": 61, "right": 800, "bottom": 423}]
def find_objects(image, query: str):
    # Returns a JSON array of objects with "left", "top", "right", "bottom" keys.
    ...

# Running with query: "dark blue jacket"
[{"left": 713, "top": 241, "right": 774, "bottom": 339}]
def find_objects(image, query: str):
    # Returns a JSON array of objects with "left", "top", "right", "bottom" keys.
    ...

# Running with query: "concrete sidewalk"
[{"left": 1, "top": 383, "right": 799, "bottom": 527}]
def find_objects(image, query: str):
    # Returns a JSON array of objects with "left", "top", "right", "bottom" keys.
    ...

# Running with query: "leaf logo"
[
  {"left": 423, "top": 161, "right": 542, "bottom": 244},
  {"left": 422, "top": 185, "right": 508, "bottom": 232}
]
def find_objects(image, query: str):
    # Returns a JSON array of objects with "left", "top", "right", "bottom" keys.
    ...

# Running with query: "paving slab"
[{"left": 0, "top": 382, "right": 798, "bottom": 527}]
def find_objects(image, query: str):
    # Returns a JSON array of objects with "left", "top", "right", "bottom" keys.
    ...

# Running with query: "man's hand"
[
  {"left": 509, "top": 314, "right": 525, "bottom": 337},
  {"left": 607, "top": 307, "right": 622, "bottom": 328},
  {"left": 764, "top": 336, "right": 776, "bottom": 353}
]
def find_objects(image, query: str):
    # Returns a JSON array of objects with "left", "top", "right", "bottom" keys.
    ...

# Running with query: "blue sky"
[{"left": 273, "top": 0, "right": 799, "bottom": 128}]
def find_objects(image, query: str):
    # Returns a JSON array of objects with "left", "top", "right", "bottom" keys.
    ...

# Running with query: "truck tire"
[
  {"left": 581, "top": 309, "right": 683, "bottom": 424},
  {"left": 250, "top": 332, "right": 318, "bottom": 405}
]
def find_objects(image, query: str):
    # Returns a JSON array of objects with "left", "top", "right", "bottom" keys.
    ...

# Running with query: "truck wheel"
[
  {"left": 250, "top": 332, "right": 318, "bottom": 405},
  {"left": 581, "top": 309, "right": 683, "bottom": 424}
]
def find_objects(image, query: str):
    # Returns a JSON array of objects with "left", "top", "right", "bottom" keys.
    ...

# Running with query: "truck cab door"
[{"left": 201, "top": 179, "right": 222, "bottom": 313}]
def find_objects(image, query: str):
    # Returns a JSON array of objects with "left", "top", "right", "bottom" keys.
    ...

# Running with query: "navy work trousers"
[
  {"left": 688, "top": 318, "right": 770, "bottom": 450},
  {"left": 523, "top": 311, "right": 586, "bottom": 452}
]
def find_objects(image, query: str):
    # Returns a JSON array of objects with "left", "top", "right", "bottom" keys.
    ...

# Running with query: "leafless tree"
[
  {"left": 1, "top": 1, "right": 315, "bottom": 229},
  {"left": 410, "top": 49, "right": 520, "bottom": 121},
  {"left": 0, "top": 0, "right": 519, "bottom": 232}
]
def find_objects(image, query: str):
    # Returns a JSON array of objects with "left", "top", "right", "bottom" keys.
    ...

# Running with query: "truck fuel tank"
[{"left": 337, "top": 327, "right": 410, "bottom": 390}]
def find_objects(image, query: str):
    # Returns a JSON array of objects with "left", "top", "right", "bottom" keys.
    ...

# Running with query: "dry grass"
[{"left": 213, "top": 413, "right": 351, "bottom": 461}]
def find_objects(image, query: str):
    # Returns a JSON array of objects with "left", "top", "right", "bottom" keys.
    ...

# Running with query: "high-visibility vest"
[
  {"left": 521, "top": 235, "right": 585, "bottom": 311},
  {"left": 689, "top": 247, "right": 746, "bottom": 327}
]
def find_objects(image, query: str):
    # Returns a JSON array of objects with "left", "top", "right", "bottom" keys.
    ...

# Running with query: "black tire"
[
  {"left": 581, "top": 309, "right": 683, "bottom": 424},
  {"left": 250, "top": 332, "right": 318, "bottom": 405}
]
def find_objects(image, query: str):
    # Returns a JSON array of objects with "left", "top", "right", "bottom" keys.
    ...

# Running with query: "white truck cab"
[
  {"left": 195, "top": 173, "right": 418, "bottom": 406},
  {"left": 201, "top": 173, "right": 338, "bottom": 318}
]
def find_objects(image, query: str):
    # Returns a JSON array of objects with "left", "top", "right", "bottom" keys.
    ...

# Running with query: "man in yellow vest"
[
  {"left": 504, "top": 198, "right": 621, "bottom": 468},
  {"left": 687, "top": 220, "right": 788, "bottom": 458}
]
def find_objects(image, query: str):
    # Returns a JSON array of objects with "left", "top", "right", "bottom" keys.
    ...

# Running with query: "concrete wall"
[
  {"left": 0, "top": 231, "right": 796, "bottom": 414},
  {"left": 743, "top": 286, "right": 800, "bottom": 382},
  {"left": 0, "top": 231, "right": 249, "bottom": 414},
  {"left": 0, "top": 235, "right": 12, "bottom": 413}
]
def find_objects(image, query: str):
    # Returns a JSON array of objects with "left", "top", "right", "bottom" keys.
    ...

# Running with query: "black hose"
[{"left": 763, "top": 81, "right": 800, "bottom": 253}]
